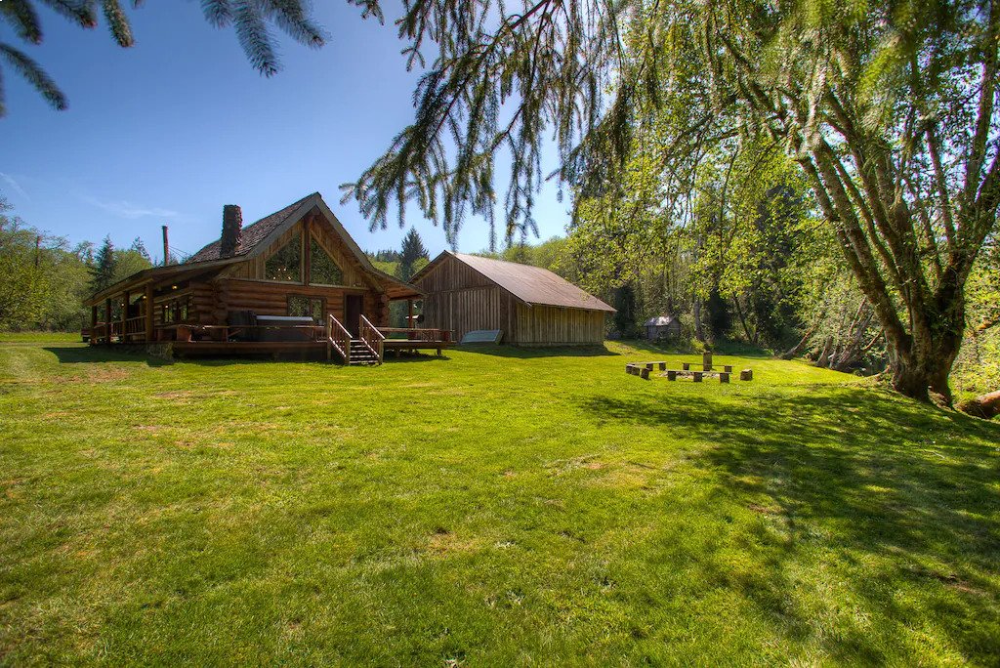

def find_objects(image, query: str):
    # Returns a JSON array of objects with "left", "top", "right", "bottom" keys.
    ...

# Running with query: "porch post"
[
  {"left": 144, "top": 284, "right": 155, "bottom": 342},
  {"left": 407, "top": 299, "right": 414, "bottom": 328},
  {"left": 90, "top": 305, "right": 97, "bottom": 346},
  {"left": 121, "top": 290, "right": 129, "bottom": 344},
  {"left": 104, "top": 297, "right": 112, "bottom": 346}
]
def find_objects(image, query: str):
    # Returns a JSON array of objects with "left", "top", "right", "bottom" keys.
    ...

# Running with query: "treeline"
[{"left": 0, "top": 199, "right": 153, "bottom": 331}]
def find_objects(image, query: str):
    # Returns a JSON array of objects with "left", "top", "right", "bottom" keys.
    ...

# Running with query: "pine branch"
[
  {"left": 1, "top": 0, "right": 43, "bottom": 45},
  {"left": 201, "top": 0, "right": 233, "bottom": 27},
  {"left": 100, "top": 0, "right": 134, "bottom": 47},
  {"left": 38, "top": 0, "right": 98, "bottom": 28},
  {"left": 257, "top": 0, "right": 326, "bottom": 47},
  {"left": 233, "top": 0, "right": 279, "bottom": 76},
  {"left": 0, "top": 44, "right": 67, "bottom": 114}
]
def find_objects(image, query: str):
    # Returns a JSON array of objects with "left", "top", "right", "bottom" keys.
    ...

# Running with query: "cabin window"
[
  {"left": 309, "top": 238, "right": 343, "bottom": 285},
  {"left": 265, "top": 232, "right": 302, "bottom": 282},
  {"left": 288, "top": 295, "right": 325, "bottom": 323},
  {"left": 161, "top": 296, "right": 190, "bottom": 323}
]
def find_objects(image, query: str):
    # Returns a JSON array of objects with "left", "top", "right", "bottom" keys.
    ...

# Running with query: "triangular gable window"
[
  {"left": 265, "top": 232, "right": 302, "bottom": 282},
  {"left": 309, "top": 238, "right": 343, "bottom": 285}
]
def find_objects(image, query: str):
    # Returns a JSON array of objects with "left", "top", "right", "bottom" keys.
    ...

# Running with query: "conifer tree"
[
  {"left": 399, "top": 227, "right": 429, "bottom": 281},
  {"left": 129, "top": 236, "right": 150, "bottom": 262},
  {"left": 89, "top": 235, "right": 116, "bottom": 294}
]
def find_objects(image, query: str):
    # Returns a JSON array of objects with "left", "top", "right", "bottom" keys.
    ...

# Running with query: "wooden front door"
[{"left": 345, "top": 294, "right": 363, "bottom": 338}]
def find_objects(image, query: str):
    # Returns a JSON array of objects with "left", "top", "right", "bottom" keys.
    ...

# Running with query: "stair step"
[{"left": 343, "top": 338, "right": 380, "bottom": 365}]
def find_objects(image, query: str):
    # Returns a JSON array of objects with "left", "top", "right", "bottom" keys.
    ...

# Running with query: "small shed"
[
  {"left": 410, "top": 251, "right": 615, "bottom": 346},
  {"left": 644, "top": 315, "right": 681, "bottom": 341}
]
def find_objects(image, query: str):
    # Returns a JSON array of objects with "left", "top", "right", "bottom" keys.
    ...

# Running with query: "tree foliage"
[
  {"left": 398, "top": 227, "right": 429, "bottom": 281},
  {"left": 345, "top": 0, "right": 1000, "bottom": 403},
  {"left": 0, "top": 0, "right": 332, "bottom": 116},
  {"left": 89, "top": 235, "right": 116, "bottom": 295},
  {"left": 0, "top": 198, "right": 97, "bottom": 331}
]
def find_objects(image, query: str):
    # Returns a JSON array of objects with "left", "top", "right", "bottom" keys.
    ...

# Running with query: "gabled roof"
[
  {"left": 186, "top": 193, "right": 315, "bottom": 263},
  {"left": 86, "top": 193, "right": 422, "bottom": 303},
  {"left": 413, "top": 251, "right": 616, "bottom": 313}
]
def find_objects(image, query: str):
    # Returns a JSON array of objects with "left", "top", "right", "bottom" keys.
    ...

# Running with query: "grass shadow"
[
  {"left": 44, "top": 345, "right": 173, "bottom": 367},
  {"left": 457, "top": 343, "right": 619, "bottom": 359},
  {"left": 579, "top": 388, "right": 1000, "bottom": 662}
]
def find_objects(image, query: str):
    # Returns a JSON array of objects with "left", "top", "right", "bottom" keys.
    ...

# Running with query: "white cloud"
[
  {"left": 84, "top": 196, "right": 182, "bottom": 220},
  {"left": 0, "top": 173, "right": 29, "bottom": 200}
]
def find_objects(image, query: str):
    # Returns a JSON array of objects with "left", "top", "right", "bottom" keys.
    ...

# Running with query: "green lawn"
[{"left": 1, "top": 340, "right": 998, "bottom": 666}]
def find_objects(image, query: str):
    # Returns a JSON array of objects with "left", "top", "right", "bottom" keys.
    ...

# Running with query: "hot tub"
[{"left": 255, "top": 315, "right": 315, "bottom": 342}]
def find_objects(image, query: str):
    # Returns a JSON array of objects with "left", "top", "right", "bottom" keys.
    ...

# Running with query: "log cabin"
[
  {"left": 85, "top": 193, "right": 452, "bottom": 364},
  {"left": 410, "top": 251, "right": 615, "bottom": 346}
]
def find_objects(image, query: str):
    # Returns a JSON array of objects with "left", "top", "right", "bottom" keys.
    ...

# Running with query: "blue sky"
[{"left": 0, "top": 1, "right": 570, "bottom": 262}]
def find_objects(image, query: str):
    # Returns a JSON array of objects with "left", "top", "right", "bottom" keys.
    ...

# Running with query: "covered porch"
[{"left": 86, "top": 281, "right": 454, "bottom": 365}]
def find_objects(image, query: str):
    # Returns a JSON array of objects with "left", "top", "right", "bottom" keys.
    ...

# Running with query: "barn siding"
[
  {"left": 415, "top": 254, "right": 607, "bottom": 346},
  {"left": 514, "top": 303, "right": 605, "bottom": 346}
]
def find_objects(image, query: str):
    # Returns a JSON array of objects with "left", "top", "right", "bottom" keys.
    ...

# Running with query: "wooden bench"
[
  {"left": 664, "top": 369, "right": 732, "bottom": 384},
  {"left": 627, "top": 362, "right": 752, "bottom": 384},
  {"left": 682, "top": 362, "right": 734, "bottom": 373}
]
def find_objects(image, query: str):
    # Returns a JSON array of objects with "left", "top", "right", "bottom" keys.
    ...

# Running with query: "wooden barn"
[
  {"left": 410, "top": 251, "right": 615, "bottom": 346},
  {"left": 85, "top": 193, "right": 452, "bottom": 364}
]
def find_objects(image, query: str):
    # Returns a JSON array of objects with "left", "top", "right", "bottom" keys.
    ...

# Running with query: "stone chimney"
[{"left": 221, "top": 205, "right": 242, "bottom": 257}]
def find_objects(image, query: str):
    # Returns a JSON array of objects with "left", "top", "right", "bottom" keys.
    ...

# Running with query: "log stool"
[
  {"left": 740, "top": 369, "right": 753, "bottom": 381},
  {"left": 640, "top": 367, "right": 650, "bottom": 380},
  {"left": 719, "top": 372, "right": 730, "bottom": 383},
  {"left": 667, "top": 370, "right": 677, "bottom": 381},
  {"left": 693, "top": 371, "right": 703, "bottom": 382}
]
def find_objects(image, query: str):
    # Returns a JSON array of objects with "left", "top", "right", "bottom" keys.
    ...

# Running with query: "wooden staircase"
[
  {"left": 347, "top": 339, "right": 379, "bottom": 366},
  {"left": 326, "top": 314, "right": 384, "bottom": 366}
]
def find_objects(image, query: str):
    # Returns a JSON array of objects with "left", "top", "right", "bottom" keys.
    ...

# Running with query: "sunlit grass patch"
[{"left": 1, "top": 338, "right": 998, "bottom": 665}]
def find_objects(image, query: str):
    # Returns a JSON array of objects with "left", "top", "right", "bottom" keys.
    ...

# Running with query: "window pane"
[
  {"left": 288, "top": 295, "right": 310, "bottom": 318},
  {"left": 288, "top": 296, "right": 324, "bottom": 323},
  {"left": 310, "top": 239, "right": 343, "bottom": 285},
  {"left": 265, "top": 232, "right": 302, "bottom": 282}
]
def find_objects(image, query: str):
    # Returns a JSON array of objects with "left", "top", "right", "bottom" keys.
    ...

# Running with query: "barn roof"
[{"left": 414, "top": 251, "right": 615, "bottom": 313}]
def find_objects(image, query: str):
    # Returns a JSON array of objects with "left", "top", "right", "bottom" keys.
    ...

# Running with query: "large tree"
[{"left": 344, "top": 0, "right": 1000, "bottom": 403}]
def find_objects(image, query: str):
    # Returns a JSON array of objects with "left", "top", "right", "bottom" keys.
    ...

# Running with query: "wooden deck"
[{"left": 93, "top": 321, "right": 456, "bottom": 363}]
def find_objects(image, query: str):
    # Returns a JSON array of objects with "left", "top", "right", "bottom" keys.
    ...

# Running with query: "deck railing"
[
  {"left": 378, "top": 327, "right": 453, "bottom": 343},
  {"left": 327, "top": 314, "right": 351, "bottom": 364},
  {"left": 90, "top": 321, "right": 121, "bottom": 344},
  {"left": 123, "top": 316, "right": 146, "bottom": 341},
  {"left": 359, "top": 314, "right": 385, "bottom": 364}
]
